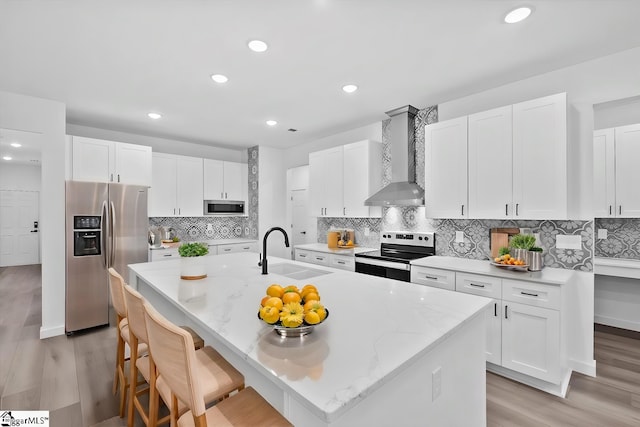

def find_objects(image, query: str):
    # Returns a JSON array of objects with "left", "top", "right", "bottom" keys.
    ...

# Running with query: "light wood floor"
[{"left": 1, "top": 265, "right": 639, "bottom": 426}]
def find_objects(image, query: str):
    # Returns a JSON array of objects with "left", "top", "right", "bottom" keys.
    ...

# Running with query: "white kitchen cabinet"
[
  {"left": 410, "top": 265, "right": 456, "bottom": 291},
  {"left": 295, "top": 248, "right": 355, "bottom": 270},
  {"left": 203, "top": 159, "right": 247, "bottom": 202},
  {"left": 467, "top": 106, "right": 513, "bottom": 219},
  {"left": 512, "top": 93, "right": 567, "bottom": 219},
  {"left": 309, "top": 140, "right": 382, "bottom": 218},
  {"left": 71, "top": 136, "right": 152, "bottom": 186},
  {"left": 148, "top": 153, "right": 203, "bottom": 217},
  {"left": 614, "top": 124, "right": 640, "bottom": 217},
  {"left": 424, "top": 117, "right": 468, "bottom": 219},
  {"left": 216, "top": 241, "right": 258, "bottom": 255},
  {"left": 329, "top": 254, "right": 355, "bottom": 271},
  {"left": 593, "top": 128, "right": 616, "bottom": 217},
  {"left": 150, "top": 248, "right": 179, "bottom": 262}
]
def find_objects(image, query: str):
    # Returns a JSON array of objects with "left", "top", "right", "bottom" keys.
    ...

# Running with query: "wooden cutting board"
[{"left": 490, "top": 228, "right": 520, "bottom": 258}]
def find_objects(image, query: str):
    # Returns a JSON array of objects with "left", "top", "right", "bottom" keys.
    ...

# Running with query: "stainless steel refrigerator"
[{"left": 65, "top": 181, "right": 148, "bottom": 334}]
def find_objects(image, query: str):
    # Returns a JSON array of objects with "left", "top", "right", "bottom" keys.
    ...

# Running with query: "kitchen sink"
[{"left": 268, "top": 263, "right": 331, "bottom": 280}]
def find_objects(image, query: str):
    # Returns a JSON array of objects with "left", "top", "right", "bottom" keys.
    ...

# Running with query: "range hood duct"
[{"left": 365, "top": 105, "right": 425, "bottom": 207}]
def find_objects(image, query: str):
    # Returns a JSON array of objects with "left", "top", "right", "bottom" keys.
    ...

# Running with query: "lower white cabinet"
[
  {"left": 150, "top": 248, "right": 179, "bottom": 262},
  {"left": 329, "top": 254, "right": 355, "bottom": 271},
  {"left": 216, "top": 242, "right": 258, "bottom": 255},
  {"left": 410, "top": 266, "right": 455, "bottom": 291},
  {"left": 295, "top": 248, "right": 355, "bottom": 271},
  {"left": 151, "top": 241, "right": 257, "bottom": 261}
]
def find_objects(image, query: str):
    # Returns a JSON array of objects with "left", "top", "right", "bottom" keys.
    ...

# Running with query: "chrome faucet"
[{"left": 260, "top": 227, "right": 290, "bottom": 274}]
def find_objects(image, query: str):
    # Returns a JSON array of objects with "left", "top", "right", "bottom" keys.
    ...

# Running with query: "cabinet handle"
[
  {"left": 343, "top": 207, "right": 346, "bottom": 216},
  {"left": 337, "top": 261, "right": 345, "bottom": 265},
  {"left": 223, "top": 248, "right": 231, "bottom": 252},
  {"left": 505, "top": 204, "right": 508, "bottom": 216},
  {"left": 494, "top": 303, "right": 497, "bottom": 317},
  {"left": 425, "top": 275, "right": 438, "bottom": 280},
  {"left": 619, "top": 205, "right": 622, "bottom": 215},
  {"left": 505, "top": 305, "right": 508, "bottom": 319},
  {"left": 173, "top": 208, "right": 176, "bottom": 215},
  {"left": 461, "top": 205, "right": 464, "bottom": 216},
  {"left": 516, "top": 203, "right": 519, "bottom": 216},
  {"left": 469, "top": 283, "right": 485, "bottom": 288},
  {"left": 315, "top": 257, "right": 324, "bottom": 261},
  {"left": 225, "top": 192, "right": 227, "bottom": 199},
  {"left": 221, "top": 192, "right": 224, "bottom": 199},
  {"left": 178, "top": 208, "right": 181, "bottom": 215},
  {"left": 110, "top": 173, "right": 114, "bottom": 182},
  {"left": 242, "top": 247, "right": 250, "bottom": 250},
  {"left": 163, "top": 254, "right": 172, "bottom": 257},
  {"left": 610, "top": 205, "right": 612, "bottom": 215},
  {"left": 117, "top": 174, "right": 120, "bottom": 183},
  {"left": 299, "top": 254, "right": 307, "bottom": 258},
  {"left": 521, "top": 291, "right": 539, "bottom": 297}
]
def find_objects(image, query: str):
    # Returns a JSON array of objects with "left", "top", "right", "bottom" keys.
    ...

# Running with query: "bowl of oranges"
[{"left": 258, "top": 283, "right": 329, "bottom": 337}]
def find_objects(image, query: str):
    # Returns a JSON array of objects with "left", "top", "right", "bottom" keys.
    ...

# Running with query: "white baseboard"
[
  {"left": 486, "top": 363, "right": 572, "bottom": 398},
  {"left": 569, "top": 359, "right": 596, "bottom": 377},
  {"left": 594, "top": 314, "right": 640, "bottom": 332},
  {"left": 40, "top": 324, "right": 65, "bottom": 339}
]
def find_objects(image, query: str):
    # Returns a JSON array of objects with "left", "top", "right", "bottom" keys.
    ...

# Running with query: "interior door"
[
  {"left": 291, "top": 189, "right": 311, "bottom": 254},
  {"left": 0, "top": 190, "right": 40, "bottom": 266}
]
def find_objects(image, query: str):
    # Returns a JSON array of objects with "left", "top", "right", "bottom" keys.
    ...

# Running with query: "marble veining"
[{"left": 129, "top": 253, "right": 490, "bottom": 422}]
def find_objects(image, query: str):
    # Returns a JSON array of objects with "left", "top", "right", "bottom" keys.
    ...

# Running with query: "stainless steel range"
[{"left": 355, "top": 231, "right": 435, "bottom": 282}]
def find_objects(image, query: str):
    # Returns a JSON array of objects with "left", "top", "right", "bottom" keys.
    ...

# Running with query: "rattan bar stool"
[{"left": 143, "top": 301, "right": 292, "bottom": 427}]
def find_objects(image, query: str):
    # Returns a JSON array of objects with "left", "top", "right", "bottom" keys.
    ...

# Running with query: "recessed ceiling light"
[
  {"left": 147, "top": 112, "right": 162, "bottom": 120},
  {"left": 504, "top": 7, "right": 532, "bottom": 23},
  {"left": 248, "top": 40, "right": 268, "bottom": 53},
  {"left": 211, "top": 74, "right": 228, "bottom": 83},
  {"left": 10, "top": 142, "right": 21, "bottom": 148},
  {"left": 342, "top": 84, "right": 358, "bottom": 93},
  {"left": 2, "top": 156, "right": 12, "bottom": 161},
  {"left": 266, "top": 120, "right": 278, "bottom": 126}
]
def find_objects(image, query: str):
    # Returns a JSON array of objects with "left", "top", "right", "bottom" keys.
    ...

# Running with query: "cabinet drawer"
[
  {"left": 329, "top": 254, "right": 355, "bottom": 271},
  {"left": 309, "top": 252, "right": 329, "bottom": 266},
  {"left": 217, "top": 242, "right": 257, "bottom": 254},
  {"left": 502, "top": 279, "right": 560, "bottom": 310},
  {"left": 456, "top": 273, "right": 502, "bottom": 299},
  {"left": 150, "top": 249, "right": 179, "bottom": 262},
  {"left": 410, "top": 266, "right": 455, "bottom": 291}
]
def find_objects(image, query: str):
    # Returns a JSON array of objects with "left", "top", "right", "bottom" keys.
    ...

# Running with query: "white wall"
[
  {"left": 283, "top": 122, "right": 382, "bottom": 169},
  {"left": 67, "top": 123, "right": 244, "bottom": 162},
  {"left": 438, "top": 46, "right": 640, "bottom": 221},
  {"left": 0, "top": 163, "right": 41, "bottom": 191},
  {"left": 594, "top": 274, "right": 640, "bottom": 332},
  {"left": 259, "top": 146, "right": 289, "bottom": 259},
  {"left": 594, "top": 95, "right": 640, "bottom": 129},
  {"left": 0, "top": 90, "right": 66, "bottom": 339}
]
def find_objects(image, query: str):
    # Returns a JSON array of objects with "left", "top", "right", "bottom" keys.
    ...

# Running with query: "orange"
[
  {"left": 305, "top": 301, "right": 326, "bottom": 321},
  {"left": 303, "top": 291, "right": 320, "bottom": 303},
  {"left": 302, "top": 284, "right": 317, "bottom": 292},
  {"left": 260, "top": 295, "right": 271, "bottom": 307},
  {"left": 266, "top": 284, "right": 284, "bottom": 298},
  {"left": 259, "top": 306, "right": 280, "bottom": 324},
  {"left": 304, "top": 311, "right": 320, "bottom": 325},
  {"left": 284, "top": 285, "right": 299, "bottom": 294},
  {"left": 264, "top": 296, "right": 283, "bottom": 311},
  {"left": 282, "top": 290, "right": 301, "bottom": 304},
  {"left": 303, "top": 299, "right": 319, "bottom": 312}
]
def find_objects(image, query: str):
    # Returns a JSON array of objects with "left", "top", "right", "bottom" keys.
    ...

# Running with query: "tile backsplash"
[
  {"left": 595, "top": 218, "right": 640, "bottom": 260},
  {"left": 315, "top": 103, "right": 594, "bottom": 272}
]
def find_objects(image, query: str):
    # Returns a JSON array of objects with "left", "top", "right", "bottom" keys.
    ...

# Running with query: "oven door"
[{"left": 355, "top": 257, "right": 410, "bottom": 282}]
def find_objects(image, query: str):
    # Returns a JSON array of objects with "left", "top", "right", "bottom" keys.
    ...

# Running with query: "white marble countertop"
[
  {"left": 294, "top": 243, "right": 377, "bottom": 255},
  {"left": 411, "top": 256, "right": 575, "bottom": 286},
  {"left": 594, "top": 256, "right": 640, "bottom": 279},
  {"left": 129, "top": 253, "right": 490, "bottom": 422},
  {"left": 150, "top": 238, "right": 257, "bottom": 250}
]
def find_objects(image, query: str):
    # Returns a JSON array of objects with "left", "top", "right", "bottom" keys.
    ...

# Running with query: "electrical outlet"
[
  {"left": 597, "top": 229, "right": 608, "bottom": 240},
  {"left": 455, "top": 231, "right": 464, "bottom": 243},
  {"left": 432, "top": 367, "right": 442, "bottom": 401},
  {"left": 556, "top": 234, "right": 581, "bottom": 249}
]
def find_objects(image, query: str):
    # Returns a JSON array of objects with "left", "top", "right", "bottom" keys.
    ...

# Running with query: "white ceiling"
[{"left": 2, "top": 0, "right": 640, "bottom": 151}]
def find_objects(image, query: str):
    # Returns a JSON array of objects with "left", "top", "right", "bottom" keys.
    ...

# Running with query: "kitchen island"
[{"left": 129, "top": 253, "right": 491, "bottom": 426}]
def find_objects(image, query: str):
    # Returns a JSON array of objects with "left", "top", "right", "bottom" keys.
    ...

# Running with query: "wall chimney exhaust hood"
[{"left": 365, "top": 105, "right": 425, "bottom": 207}]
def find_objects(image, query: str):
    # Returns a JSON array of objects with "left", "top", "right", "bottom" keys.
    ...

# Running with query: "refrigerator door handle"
[
  {"left": 110, "top": 201, "right": 116, "bottom": 267},
  {"left": 101, "top": 201, "right": 108, "bottom": 269}
]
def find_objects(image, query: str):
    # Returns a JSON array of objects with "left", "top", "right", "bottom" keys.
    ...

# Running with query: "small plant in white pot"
[{"left": 178, "top": 242, "right": 209, "bottom": 280}]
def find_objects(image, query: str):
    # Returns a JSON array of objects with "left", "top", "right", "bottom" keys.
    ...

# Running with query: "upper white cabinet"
[
  {"left": 203, "top": 159, "right": 247, "bottom": 202},
  {"left": 426, "top": 92, "right": 567, "bottom": 220},
  {"left": 309, "top": 140, "right": 382, "bottom": 218},
  {"left": 149, "top": 153, "right": 203, "bottom": 217},
  {"left": 512, "top": 93, "right": 567, "bottom": 219},
  {"left": 71, "top": 136, "right": 152, "bottom": 186},
  {"left": 595, "top": 124, "right": 640, "bottom": 217},
  {"left": 467, "top": 106, "right": 513, "bottom": 219},
  {"left": 593, "top": 128, "right": 616, "bottom": 217},
  {"left": 425, "top": 116, "right": 468, "bottom": 219}
]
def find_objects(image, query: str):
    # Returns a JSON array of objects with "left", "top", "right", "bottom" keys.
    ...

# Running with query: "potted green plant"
[
  {"left": 178, "top": 242, "right": 209, "bottom": 280},
  {"left": 509, "top": 234, "right": 536, "bottom": 262}
]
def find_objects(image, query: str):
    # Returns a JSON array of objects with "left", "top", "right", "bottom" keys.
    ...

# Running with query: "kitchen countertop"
[
  {"left": 295, "top": 243, "right": 377, "bottom": 255},
  {"left": 150, "top": 238, "right": 257, "bottom": 250},
  {"left": 128, "top": 252, "right": 490, "bottom": 423},
  {"left": 594, "top": 257, "right": 640, "bottom": 279},
  {"left": 411, "top": 255, "right": 575, "bottom": 286}
]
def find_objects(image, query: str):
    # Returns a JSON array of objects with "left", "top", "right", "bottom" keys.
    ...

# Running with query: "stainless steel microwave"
[{"left": 204, "top": 200, "right": 245, "bottom": 215}]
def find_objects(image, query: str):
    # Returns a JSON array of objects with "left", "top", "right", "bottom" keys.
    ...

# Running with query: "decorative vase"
[
  {"left": 527, "top": 251, "right": 544, "bottom": 271},
  {"left": 510, "top": 248, "right": 529, "bottom": 262},
  {"left": 180, "top": 256, "right": 207, "bottom": 280}
]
